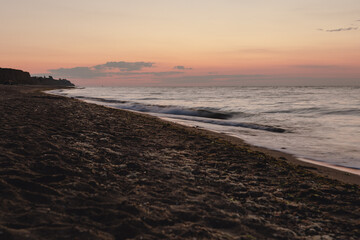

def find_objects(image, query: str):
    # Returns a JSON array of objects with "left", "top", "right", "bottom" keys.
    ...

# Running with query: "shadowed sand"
[{"left": 0, "top": 85, "right": 359, "bottom": 240}]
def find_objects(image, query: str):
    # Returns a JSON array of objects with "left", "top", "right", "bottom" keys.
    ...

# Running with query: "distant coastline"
[{"left": 0, "top": 67, "right": 74, "bottom": 87}]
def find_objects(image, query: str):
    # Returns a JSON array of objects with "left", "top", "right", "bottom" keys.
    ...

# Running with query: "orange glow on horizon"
[{"left": 1, "top": 0, "right": 359, "bottom": 86}]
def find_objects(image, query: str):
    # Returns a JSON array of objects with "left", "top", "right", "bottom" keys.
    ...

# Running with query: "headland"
[{"left": 0, "top": 68, "right": 74, "bottom": 86}]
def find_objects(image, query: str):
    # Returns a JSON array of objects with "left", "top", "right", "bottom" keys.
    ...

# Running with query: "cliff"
[
  {"left": 30, "top": 76, "right": 74, "bottom": 86},
  {"left": 0, "top": 68, "right": 74, "bottom": 87},
  {"left": 0, "top": 68, "right": 31, "bottom": 85}
]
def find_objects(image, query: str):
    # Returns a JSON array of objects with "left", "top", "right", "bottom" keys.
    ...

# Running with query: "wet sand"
[{"left": 0, "top": 85, "right": 359, "bottom": 240}]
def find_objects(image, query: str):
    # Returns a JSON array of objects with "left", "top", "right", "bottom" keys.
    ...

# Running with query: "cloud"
[
  {"left": 173, "top": 65, "right": 192, "bottom": 70},
  {"left": 235, "top": 48, "right": 278, "bottom": 54},
  {"left": 159, "top": 74, "right": 360, "bottom": 86},
  {"left": 94, "top": 61, "right": 154, "bottom": 71},
  {"left": 48, "top": 61, "right": 183, "bottom": 79},
  {"left": 49, "top": 67, "right": 107, "bottom": 79},
  {"left": 292, "top": 64, "right": 338, "bottom": 69},
  {"left": 152, "top": 71, "right": 183, "bottom": 76},
  {"left": 159, "top": 74, "right": 267, "bottom": 85},
  {"left": 112, "top": 71, "right": 183, "bottom": 76},
  {"left": 318, "top": 27, "right": 358, "bottom": 32}
]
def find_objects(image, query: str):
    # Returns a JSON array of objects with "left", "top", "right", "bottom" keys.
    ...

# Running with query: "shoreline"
[
  {"left": 158, "top": 118, "right": 360, "bottom": 185},
  {"left": 49, "top": 89, "right": 360, "bottom": 186},
  {"left": 161, "top": 121, "right": 360, "bottom": 186},
  {"left": 1, "top": 85, "right": 359, "bottom": 239}
]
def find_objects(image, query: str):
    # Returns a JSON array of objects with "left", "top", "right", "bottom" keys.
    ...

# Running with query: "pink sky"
[{"left": 1, "top": 0, "right": 360, "bottom": 86}]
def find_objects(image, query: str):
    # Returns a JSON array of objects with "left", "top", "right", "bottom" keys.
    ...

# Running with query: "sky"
[{"left": 1, "top": 0, "right": 360, "bottom": 86}]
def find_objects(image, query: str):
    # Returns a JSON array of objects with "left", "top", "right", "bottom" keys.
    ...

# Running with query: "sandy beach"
[{"left": 0, "top": 85, "right": 359, "bottom": 240}]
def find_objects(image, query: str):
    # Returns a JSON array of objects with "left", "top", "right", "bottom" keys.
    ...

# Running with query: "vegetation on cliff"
[{"left": 0, "top": 68, "right": 74, "bottom": 86}]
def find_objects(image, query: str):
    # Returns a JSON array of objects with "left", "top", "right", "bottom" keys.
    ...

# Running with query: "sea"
[{"left": 48, "top": 86, "right": 360, "bottom": 173}]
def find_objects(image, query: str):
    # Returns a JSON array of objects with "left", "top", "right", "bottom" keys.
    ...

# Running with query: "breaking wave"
[
  {"left": 74, "top": 96, "right": 239, "bottom": 120},
  {"left": 162, "top": 115, "right": 286, "bottom": 133},
  {"left": 70, "top": 96, "right": 286, "bottom": 133}
]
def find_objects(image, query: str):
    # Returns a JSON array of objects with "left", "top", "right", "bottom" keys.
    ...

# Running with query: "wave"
[
  {"left": 322, "top": 109, "right": 360, "bottom": 116},
  {"left": 265, "top": 107, "right": 360, "bottom": 116},
  {"left": 69, "top": 95, "right": 286, "bottom": 133},
  {"left": 75, "top": 96, "right": 239, "bottom": 120},
  {"left": 136, "top": 97, "right": 160, "bottom": 100},
  {"left": 163, "top": 115, "right": 286, "bottom": 133},
  {"left": 120, "top": 104, "right": 236, "bottom": 120},
  {"left": 265, "top": 107, "right": 323, "bottom": 114},
  {"left": 75, "top": 96, "right": 127, "bottom": 104}
]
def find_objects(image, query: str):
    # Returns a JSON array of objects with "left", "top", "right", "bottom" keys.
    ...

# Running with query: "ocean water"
[{"left": 48, "top": 87, "right": 360, "bottom": 171}]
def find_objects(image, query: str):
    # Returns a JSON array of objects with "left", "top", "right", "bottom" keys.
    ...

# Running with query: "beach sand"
[{"left": 0, "top": 85, "right": 359, "bottom": 240}]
